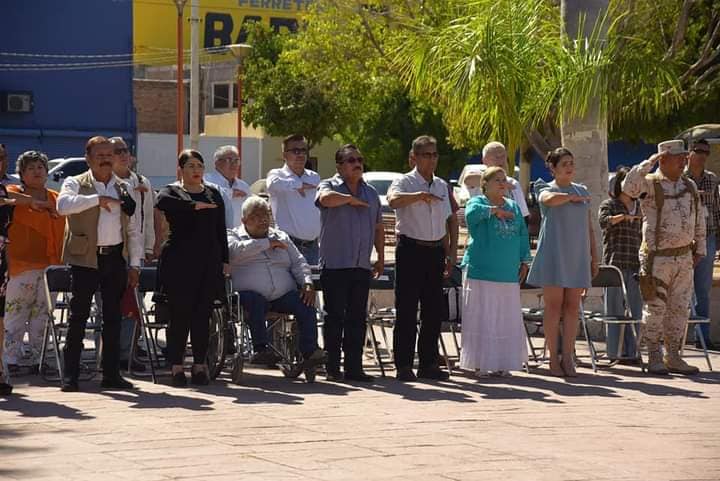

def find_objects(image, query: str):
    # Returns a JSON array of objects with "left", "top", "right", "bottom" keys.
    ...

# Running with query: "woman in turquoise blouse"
[{"left": 461, "top": 166, "right": 531, "bottom": 377}]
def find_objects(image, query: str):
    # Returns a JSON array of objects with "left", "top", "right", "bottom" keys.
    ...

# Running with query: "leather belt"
[
  {"left": 290, "top": 236, "right": 316, "bottom": 248},
  {"left": 398, "top": 235, "right": 444, "bottom": 248},
  {"left": 97, "top": 243, "right": 123, "bottom": 255},
  {"left": 653, "top": 244, "right": 692, "bottom": 257}
]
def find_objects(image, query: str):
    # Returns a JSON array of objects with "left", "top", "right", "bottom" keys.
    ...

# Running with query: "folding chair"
[
  {"left": 365, "top": 268, "right": 395, "bottom": 377},
  {"left": 39, "top": 266, "right": 72, "bottom": 381},
  {"left": 521, "top": 281, "right": 545, "bottom": 367},
  {"left": 579, "top": 265, "right": 643, "bottom": 372},
  {"left": 128, "top": 266, "right": 159, "bottom": 382},
  {"left": 680, "top": 309, "right": 713, "bottom": 371},
  {"left": 439, "top": 265, "right": 463, "bottom": 376}
]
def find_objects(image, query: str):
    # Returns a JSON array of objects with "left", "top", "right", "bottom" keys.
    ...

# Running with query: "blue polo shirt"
[{"left": 315, "top": 175, "right": 382, "bottom": 270}]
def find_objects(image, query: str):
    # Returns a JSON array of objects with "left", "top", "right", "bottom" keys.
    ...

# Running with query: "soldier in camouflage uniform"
[{"left": 622, "top": 140, "right": 706, "bottom": 375}]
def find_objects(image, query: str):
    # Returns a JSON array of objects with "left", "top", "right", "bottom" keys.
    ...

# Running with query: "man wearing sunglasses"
[
  {"left": 685, "top": 138, "right": 719, "bottom": 350},
  {"left": 316, "top": 144, "right": 384, "bottom": 382},
  {"left": 266, "top": 134, "right": 321, "bottom": 264}
]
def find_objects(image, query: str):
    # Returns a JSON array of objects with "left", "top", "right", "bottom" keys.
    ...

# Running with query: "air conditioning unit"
[{"left": 1, "top": 92, "right": 33, "bottom": 113}]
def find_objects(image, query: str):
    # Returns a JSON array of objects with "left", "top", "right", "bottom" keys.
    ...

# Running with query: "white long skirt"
[{"left": 460, "top": 277, "right": 528, "bottom": 372}]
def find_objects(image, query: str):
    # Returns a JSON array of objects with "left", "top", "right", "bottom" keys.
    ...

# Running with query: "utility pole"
[{"left": 189, "top": 0, "right": 200, "bottom": 149}]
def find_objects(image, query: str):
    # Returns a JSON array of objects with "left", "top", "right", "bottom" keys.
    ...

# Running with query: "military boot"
[
  {"left": 664, "top": 351, "right": 699, "bottom": 375},
  {"left": 646, "top": 350, "right": 669, "bottom": 375}
]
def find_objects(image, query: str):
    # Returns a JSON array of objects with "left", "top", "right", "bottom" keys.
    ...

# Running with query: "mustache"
[{"left": 99, "top": 161, "right": 112, "bottom": 167}]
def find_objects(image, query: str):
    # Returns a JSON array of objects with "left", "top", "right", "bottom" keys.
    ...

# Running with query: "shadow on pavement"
[
  {"left": 0, "top": 393, "right": 95, "bottom": 420},
  {"left": 349, "top": 377, "right": 477, "bottom": 403},
  {"left": 99, "top": 389, "right": 215, "bottom": 410}
]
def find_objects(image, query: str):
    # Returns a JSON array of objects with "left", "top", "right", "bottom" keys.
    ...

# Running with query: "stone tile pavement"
[{"left": 1, "top": 347, "right": 719, "bottom": 481}]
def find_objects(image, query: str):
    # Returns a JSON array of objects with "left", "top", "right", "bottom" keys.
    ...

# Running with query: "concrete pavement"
[{"left": 2, "top": 347, "right": 719, "bottom": 481}]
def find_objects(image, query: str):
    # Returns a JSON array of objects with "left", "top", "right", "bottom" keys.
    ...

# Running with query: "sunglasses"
[
  {"left": 692, "top": 148, "right": 710, "bottom": 155},
  {"left": 114, "top": 147, "right": 129, "bottom": 154},
  {"left": 285, "top": 148, "right": 308, "bottom": 155}
]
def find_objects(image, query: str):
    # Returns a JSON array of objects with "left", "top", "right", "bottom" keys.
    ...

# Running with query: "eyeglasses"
[
  {"left": 417, "top": 152, "right": 439, "bottom": 159},
  {"left": 692, "top": 148, "right": 711, "bottom": 155},
  {"left": 219, "top": 156, "right": 240, "bottom": 164},
  {"left": 114, "top": 148, "right": 129, "bottom": 154},
  {"left": 339, "top": 156, "right": 364, "bottom": 165},
  {"left": 284, "top": 148, "right": 308, "bottom": 156}
]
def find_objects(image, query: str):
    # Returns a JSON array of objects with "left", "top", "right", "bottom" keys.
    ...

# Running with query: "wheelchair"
[{"left": 209, "top": 279, "right": 319, "bottom": 384}]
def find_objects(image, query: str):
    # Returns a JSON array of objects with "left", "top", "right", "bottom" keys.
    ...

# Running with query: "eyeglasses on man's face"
[
  {"left": 219, "top": 156, "right": 240, "bottom": 164},
  {"left": 340, "top": 156, "right": 364, "bottom": 165},
  {"left": 285, "top": 148, "right": 308, "bottom": 156},
  {"left": 692, "top": 148, "right": 710, "bottom": 155},
  {"left": 114, "top": 147, "right": 129, "bottom": 155},
  {"left": 417, "top": 151, "right": 439, "bottom": 160}
]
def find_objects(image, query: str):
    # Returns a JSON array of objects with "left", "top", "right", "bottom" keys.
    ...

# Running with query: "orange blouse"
[{"left": 6, "top": 186, "right": 66, "bottom": 277}]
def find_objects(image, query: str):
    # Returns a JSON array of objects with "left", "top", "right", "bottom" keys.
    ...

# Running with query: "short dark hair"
[
  {"left": 545, "top": 147, "right": 574, "bottom": 168},
  {"left": 282, "top": 134, "right": 306, "bottom": 152},
  {"left": 16, "top": 150, "right": 49, "bottom": 180},
  {"left": 178, "top": 149, "right": 204, "bottom": 168},
  {"left": 335, "top": 144, "right": 359, "bottom": 163},
  {"left": 411, "top": 135, "right": 437, "bottom": 154},
  {"left": 85, "top": 136, "right": 110, "bottom": 155},
  {"left": 612, "top": 166, "right": 629, "bottom": 198}
]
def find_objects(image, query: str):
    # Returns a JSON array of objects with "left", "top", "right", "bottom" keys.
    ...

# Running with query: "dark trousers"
[
  {"left": 238, "top": 289, "right": 318, "bottom": 356},
  {"left": 393, "top": 238, "right": 445, "bottom": 370},
  {"left": 64, "top": 253, "right": 127, "bottom": 379},
  {"left": 321, "top": 268, "right": 371, "bottom": 374},
  {"left": 166, "top": 286, "right": 214, "bottom": 366}
]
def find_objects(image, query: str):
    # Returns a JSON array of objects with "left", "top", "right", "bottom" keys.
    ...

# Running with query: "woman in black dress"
[{"left": 156, "top": 149, "right": 228, "bottom": 387}]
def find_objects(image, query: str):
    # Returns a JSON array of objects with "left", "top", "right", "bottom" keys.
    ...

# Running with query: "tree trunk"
[{"left": 560, "top": 0, "right": 609, "bottom": 257}]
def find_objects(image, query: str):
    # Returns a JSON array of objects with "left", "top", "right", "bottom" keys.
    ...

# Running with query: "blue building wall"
[{"left": 0, "top": 0, "right": 134, "bottom": 169}]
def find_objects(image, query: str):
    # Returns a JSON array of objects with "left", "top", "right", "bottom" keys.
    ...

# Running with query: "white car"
[
  {"left": 45, "top": 157, "right": 88, "bottom": 191},
  {"left": 363, "top": 171, "right": 404, "bottom": 213}
]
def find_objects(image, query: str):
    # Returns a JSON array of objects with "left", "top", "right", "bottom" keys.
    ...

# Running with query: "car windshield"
[
  {"left": 367, "top": 179, "right": 393, "bottom": 196},
  {"left": 47, "top": 160, "right": 62, "bottom": 170}
]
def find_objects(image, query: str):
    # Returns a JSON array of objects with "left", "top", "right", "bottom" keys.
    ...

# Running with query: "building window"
[
  {"left": 232, "top": 83, "right": 238, "bottom": 108},
  {"left": 212, "top": 83, "right": 230, "bottom": 110}
]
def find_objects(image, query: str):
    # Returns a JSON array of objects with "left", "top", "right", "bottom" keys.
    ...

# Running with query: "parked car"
[
  {"left": 45, "top": 157, "right": 88, "bottom": 191},
  {"left": 363, "top": 171, "right": 404, "bottom": 213}
]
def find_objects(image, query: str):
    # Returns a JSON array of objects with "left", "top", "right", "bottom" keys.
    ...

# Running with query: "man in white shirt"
[
  {"left": 56, "top": 136, "right": 143, "bottom": 392},
  {"left": 204, "top": 145, "right": 251, "bottom": 228},
  {"left": 388, "top": 135, "right": 453, "bottom": 382},
  {"left": 266, "top": 134, "right": 321, "bottom": 264},
  {"left": 110, "top": 137, "right": 155, "bottom": 372},
  {"left": 481, "top": 141, "right": 530, "bottom": 219}
]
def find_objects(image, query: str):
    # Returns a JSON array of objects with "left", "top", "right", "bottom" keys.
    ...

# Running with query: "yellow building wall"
[{"left": 134, "top": 0, "right": 309, "bottom": 63}]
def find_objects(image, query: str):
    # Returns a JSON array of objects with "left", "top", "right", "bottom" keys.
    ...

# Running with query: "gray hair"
[
  {"left": 214, "top": 145, "right": 239, "bottom": 163},
  {"left": 482, "top": 141, "right": 506, "bottom": 159},
  {"left": 16, "top": 150, "right": 49, "bottom": 178},
  {"left": 241, "top": 195, "right": 270, "bottom": 218},
  {"left": 108, "top": 136, "right": 126, "bottom": 145}
]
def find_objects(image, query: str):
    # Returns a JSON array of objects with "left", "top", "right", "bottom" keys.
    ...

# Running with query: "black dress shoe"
[
  {"left": 61, "top": 377, "right": 80, "bottom": 392},
  {"left": 191, "top": 370, "right": 210, "bottom": 386},
  {"left": 325, "top": 370, "right": 344, "bottom": 382},
  {"left": 0, "top": 381, "right": 12, "bottom": 395},
  {"left": 101, "top": 375, "right": 135, "bottom": 390},
  {"left": 344, "top": 371, "right": 375, "bottom": 383},
  {"left": 171, "top": 371, "right": 188, "bottom": 387},
  {"left": 417, "top": 366, "right": 450, "bottom": 381},
  {"left": 396, "top": 367, "right": 417, "bottom": 382},
  {"left": 250, "top": 348, "right": 282, "bottom": 366}
]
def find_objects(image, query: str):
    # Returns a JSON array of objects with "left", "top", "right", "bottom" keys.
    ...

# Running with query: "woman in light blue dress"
[{"left": 526, "top": 148, "right": 599, "bottom": 377}]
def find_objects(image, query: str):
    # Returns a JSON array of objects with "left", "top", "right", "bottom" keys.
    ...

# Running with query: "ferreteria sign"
[{"left": 133, "top": 0, "right": 312, "bottom": 62}]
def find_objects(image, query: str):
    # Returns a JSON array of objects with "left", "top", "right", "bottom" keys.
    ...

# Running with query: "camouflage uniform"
[{"left": 622, "top": 159, "right": 706, "bottom": 370}]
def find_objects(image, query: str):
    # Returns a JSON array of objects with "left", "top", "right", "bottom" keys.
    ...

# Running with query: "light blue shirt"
[{"left": 462, "top": 195, "right": 531, "bottom": 283}]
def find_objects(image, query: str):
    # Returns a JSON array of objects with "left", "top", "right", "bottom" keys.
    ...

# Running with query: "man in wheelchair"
[{"left": 227, "top": 196, "right": 327, "bottom": 368}]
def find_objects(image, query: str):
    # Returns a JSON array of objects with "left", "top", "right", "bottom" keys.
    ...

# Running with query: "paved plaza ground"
[{"left": 1, "top": 346, "right": 719, "bottom": 481}]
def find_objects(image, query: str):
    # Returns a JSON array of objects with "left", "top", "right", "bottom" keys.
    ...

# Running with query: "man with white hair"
[
  {"left": 205, "top": 145, "right": 251, "bottom": 228},
  {"left": 227, "top": 196, "right": 327, "bottom": 368},
  {"left": 481, "top": 142, "right": 529, "bottom": 219}
]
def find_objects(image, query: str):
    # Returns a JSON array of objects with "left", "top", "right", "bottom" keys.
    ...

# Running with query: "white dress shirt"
[
  {"left": 57, "top": 172, "right": 143, "bottom": 267},
  {"left": 117, "top": 171, "right": 156, "bottom": 254},
  {"left": 388, "top": 168, "right": 452, "bottom": 241},
  {"left": 204, "top": 170, "right": 251, "bottom": 228},
  {"left": 266, "top": 164, "right": 321, "bottom": 241},
  {"left": 227, "top": 226, "right": 313, "bottom": 301}
]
